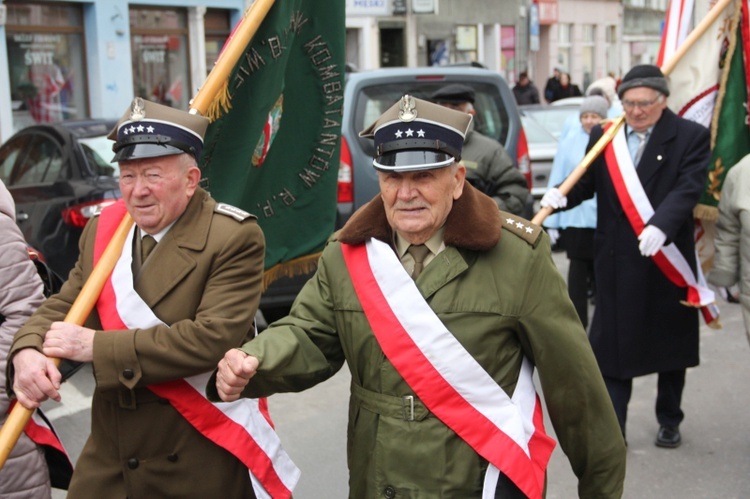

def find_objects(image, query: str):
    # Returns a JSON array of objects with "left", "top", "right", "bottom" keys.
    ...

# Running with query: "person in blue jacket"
[{"left": 544, "top": 95, "right": 608, "bottom": 329}]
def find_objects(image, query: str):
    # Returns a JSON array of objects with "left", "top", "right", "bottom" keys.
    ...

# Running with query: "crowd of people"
[{"left": 0, "top": 61, "right": 740, "bottom": 498}]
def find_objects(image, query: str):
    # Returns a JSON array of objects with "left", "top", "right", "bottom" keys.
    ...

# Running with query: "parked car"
[
  {"left": 0, "top": 120, "right": 120, "bottom": 280},
  {"left": 0, "top": 120, "right": 293, "bottom": 325},
  {"left": 519, "top": 110, "right": 558, "bottom": 200},
  {"left": 337, "top": 66, "right": 533, "bottom": 226},
  {"left": 518, "top": 102, "right": 580, "bottom": 140}
]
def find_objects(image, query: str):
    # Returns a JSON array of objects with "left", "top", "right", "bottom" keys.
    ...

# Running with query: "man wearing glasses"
[{"left": 541, "top": 64, "right": 711, "bottom": 449}]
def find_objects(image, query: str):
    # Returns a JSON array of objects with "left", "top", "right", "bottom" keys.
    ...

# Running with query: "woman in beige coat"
[
  {"left": 0, "top": 179, "right": 51, "bottom": 498},
  {"left": 709, "top": 153, "right": 750, "bottom": 344}
]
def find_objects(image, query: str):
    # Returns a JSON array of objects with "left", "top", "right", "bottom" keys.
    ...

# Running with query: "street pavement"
[{"left": 45, "top": 249, "right": 750, "bottom": 498}]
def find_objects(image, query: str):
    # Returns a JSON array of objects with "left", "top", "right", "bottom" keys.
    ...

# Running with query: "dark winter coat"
[
  {"left": 513, "top": 82, "right": 540, "bottom": 105},
  {"left": 566, "top": 108, "right": 710, "bottom": 378}
]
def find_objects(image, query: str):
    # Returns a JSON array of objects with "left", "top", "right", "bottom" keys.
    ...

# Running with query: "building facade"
[
  {"left": 343, "top": 0, "right": 633, "bottom": 95},
  {"left": 0, "top": 0, "right": 245, "bottom": 141},
  {"left": 1, "top": 0, "right": 668, "bottom": 142}
]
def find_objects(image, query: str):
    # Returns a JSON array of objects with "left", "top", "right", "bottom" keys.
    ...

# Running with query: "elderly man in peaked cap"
[
  {"left": 431, "top": 83, "right": 530, "bottom": 216},
  {"left": 8, "top": 98, "right": 299, "bottom": 498},
  {"left": 542, "top": 64, "right": 712, "bottom": 449},
  {"left": 212, "top": 95, "right": 625, "bottom": 498}
]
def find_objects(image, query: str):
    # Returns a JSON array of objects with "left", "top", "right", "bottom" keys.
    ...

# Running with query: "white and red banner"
[
  {"left": 603, "top": 125, "right": 719, "bottom": 324},
  {"left": 341, "top": 239, "right": 555, "bottom": 499},
  {"left": 657, "top": 0, "right": 696, "bottom": 67},
  {"left": 662, "top": 0, "right": 735, "bottom": 127},
  {"left": 94, "top": 201, "right": 299, "bottom": 499}
]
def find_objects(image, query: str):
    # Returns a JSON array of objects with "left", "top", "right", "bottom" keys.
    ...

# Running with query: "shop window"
[
  {"left": 557, "top": 23, "right": 572, "bottom": 74},
  {"left": 501, "top": 26, "right": 516, "bottom": 83},
  {"left": 5, "top": 2, "right": 88, "bottom": 131},
  {"left": 130, "top": 7, "right": 191, "bottom": 110},
  {"left": 581, "top": 25, "right": 596, "bottom": 90},
  {"left": 205, "top": 9, "right": 231, "bottom": 76}
]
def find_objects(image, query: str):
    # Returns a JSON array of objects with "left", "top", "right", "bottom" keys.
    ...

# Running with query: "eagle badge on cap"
[
  {"left": 398, "top": 95, "right": 418, "bottom": 122},
  {"left": 130, "top": 97, "right": 146, "bottom": 121}
]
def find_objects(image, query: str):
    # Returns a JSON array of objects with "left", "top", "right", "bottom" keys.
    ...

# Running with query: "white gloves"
[
  {"left": 638, "top": 225, "right": 667, "bottom": 257},
  {"left": 547, "top": 228, "right": 560, "bottom": 245},
  {"left": 540, "top": 187, "right": 567, "bottom": 209}
]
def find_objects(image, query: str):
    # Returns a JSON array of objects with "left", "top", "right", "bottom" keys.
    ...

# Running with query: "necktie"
[
  {"left": 634, "top": 132, "right": 647, "bottom": 166},
  {"left": 407, "top": 244, "right": 430, "bottom": 279},
  {"left": 141, "top": 234, "right": 157, "bottom": 262}
]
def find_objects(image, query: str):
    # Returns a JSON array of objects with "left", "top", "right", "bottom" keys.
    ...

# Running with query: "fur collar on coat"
[{"left": 337, "top": 183, "right": 501, "bottom": 251}]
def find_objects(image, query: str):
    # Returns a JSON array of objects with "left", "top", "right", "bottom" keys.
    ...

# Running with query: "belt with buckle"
[{"left": 350, "top": 383, "right": 431, "bottom": 421}]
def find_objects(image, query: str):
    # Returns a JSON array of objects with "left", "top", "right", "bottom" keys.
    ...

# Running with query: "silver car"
[{"left": 337, "top": 66, "right": 533, "bottom": 225}]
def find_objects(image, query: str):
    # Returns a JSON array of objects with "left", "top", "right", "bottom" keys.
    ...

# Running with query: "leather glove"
[
  {"left": 638, "top": 225, "right": 667, "bottom": 257},
  {"left": 546, "top": 228, "right": 560, "bottom": 245},
  {"left": 540, "top": 187, "right": 567, "bottom": 209}
]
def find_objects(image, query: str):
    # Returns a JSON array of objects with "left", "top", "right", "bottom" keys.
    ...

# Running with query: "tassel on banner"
[
  {"left": 694, "top": 204, "right": 719, "bottom": 222},
  {"left": 262, "top": 252, "right": 322, "bottom": 291},
  {"left": 206, "top": 79, "right": 232, "bottom": 122}
]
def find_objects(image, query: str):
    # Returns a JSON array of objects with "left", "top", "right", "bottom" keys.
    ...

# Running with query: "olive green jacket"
[{"left": 218, "top": 186, "right": 625, "bottom": 498}]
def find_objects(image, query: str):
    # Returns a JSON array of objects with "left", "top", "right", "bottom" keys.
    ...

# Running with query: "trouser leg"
[
  {"left": 656, "top": 369, "right": 686, "bottom": 427},
  {"left": 603, "top": 376, "right": 632, "bottom": 436},
  {"left": 567, "top": 258, "right": 589, "bottom": 329}
]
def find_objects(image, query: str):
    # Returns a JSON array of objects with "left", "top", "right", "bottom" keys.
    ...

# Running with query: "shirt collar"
[
  {"left": 394, "top": 227, "right": 446, "bottom": 258},
  {"left": 140, "top": 220, "right": 176, "bottom": 243},
  {"left": 627, "top": 124, "right": 653, "bottom": 138}
]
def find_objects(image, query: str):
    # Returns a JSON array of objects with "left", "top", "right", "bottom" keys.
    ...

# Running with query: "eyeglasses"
[{"left": 622, "top": 96, "right": 662, "bottom": 111}]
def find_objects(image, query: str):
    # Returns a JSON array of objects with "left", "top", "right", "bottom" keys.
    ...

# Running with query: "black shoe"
[
  {"left": 726, "top": 288, "right": 740, "bottom": 303},
  {"left": 655, "top": 425, "right": 681, "bottom": 448}
]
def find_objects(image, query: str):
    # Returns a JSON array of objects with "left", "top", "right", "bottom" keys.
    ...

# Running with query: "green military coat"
[
  {"left": 216, "top": 185, "right": 626, "bottom": 498},
  {"left": 11, "top": 188, "right": 264, "bottom": 498}
]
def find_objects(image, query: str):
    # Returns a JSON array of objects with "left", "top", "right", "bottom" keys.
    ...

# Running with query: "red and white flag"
[
  {"left": 663, "top": 0, "right": 735, "bottom": 128},
  {"left": 657, "top": 0, "right": 696, "bottom": 66}
]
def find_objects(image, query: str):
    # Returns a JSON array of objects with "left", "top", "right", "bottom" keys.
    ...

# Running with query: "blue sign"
[{"left": 529, "top": 4, "right": 540, "bottom": 52}]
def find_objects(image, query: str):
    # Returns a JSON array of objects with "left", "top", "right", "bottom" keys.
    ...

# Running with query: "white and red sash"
[
  {"left": 341, "top": 239, "right": 555, "bottom": 499},
  {"left": 93, "top": 201, "right": 299, "bottom": 499},
  {"left": 603, "top": 124, "right": 719, "bottom": 325}
]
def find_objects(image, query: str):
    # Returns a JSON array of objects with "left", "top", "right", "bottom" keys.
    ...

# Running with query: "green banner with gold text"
[{"left": 200, "top": 0, "right": 345, "bottom": 271}]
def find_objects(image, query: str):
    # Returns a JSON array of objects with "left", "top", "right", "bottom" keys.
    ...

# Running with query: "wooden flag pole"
[
  {"left": 531, "top": 115, "right": 625, "bottom": 225},
  {"left": 0, "top": 213, "right": 134, "bottom": 467},
  {"left": 0, "top": 0, "right": 277, "bottom": 470},
  {"left": 189, "top": 0, "right": 277, "bottom": 116},
  {"left": 531, "top": 0, "right": 734, "bottom": 226}
]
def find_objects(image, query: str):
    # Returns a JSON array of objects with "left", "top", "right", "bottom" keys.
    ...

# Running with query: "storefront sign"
[
  {"left": 456, "top": 25, "right": 477, "bottom": 51},
  {"left": 13, "top": 34, "right": 62, "bottom": 66},
  {"left": 536, "top": 0, "right": 558, "bottom": 25},
  {"left": 529, "top": 4, "right": 540, "bottom": 52},
  {"left": 346, "top": 0, "right": 389, "bottom": 16},
  {"left": 413, "top": 0, "right": 437, "bottom": 14}
]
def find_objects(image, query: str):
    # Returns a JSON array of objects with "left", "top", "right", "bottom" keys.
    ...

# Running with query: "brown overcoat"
[{"left": 10, "top": 188, "right": 264, "bottom": 498}]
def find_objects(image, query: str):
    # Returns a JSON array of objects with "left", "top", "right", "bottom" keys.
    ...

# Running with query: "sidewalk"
[{"left": 545, "top": 251, "right": 750, "bottom": 499}]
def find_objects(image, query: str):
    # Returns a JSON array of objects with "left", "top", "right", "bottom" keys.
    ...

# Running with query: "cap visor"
[
  {"left": 112, "top": 143, "right": 185, "bottom": 163},
  {"left": 373, "top": 150, "right": 455, "bottom": 172}
]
